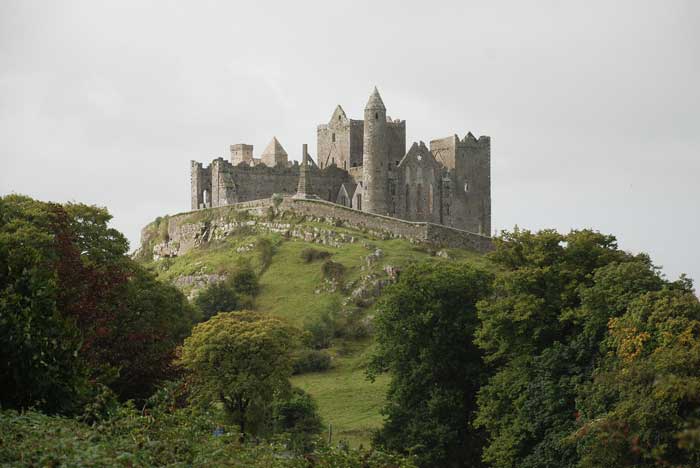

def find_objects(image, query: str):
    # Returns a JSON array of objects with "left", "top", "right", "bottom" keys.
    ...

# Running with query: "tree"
[
  {"left": 574, "top": 285, "right": 700, "bottom": 467},
  {"left": 0, "top": 194, "right": 196, "bottom": 411},
  {"left": 179, "top": 311, "right": 297, "bottom": 436},
  {"left": 474, "top": 228, "right": 663, "bottom": 468},
  {"left": 368, "top": 262, "right": 493, "bottom": 468},
  {"left": 100, "top": 264, "right": 198, "bottom": 400},
  {"left": 272, "top": 387, "right": 324, "bottom": 453},
  {"left": 0, "top": 195, "right": 90, "bottom": 413}
]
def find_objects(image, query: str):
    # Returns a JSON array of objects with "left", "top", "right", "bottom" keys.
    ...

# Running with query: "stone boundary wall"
[
  {"left": 278, "top": 198, "right": 493, "bottom": 252},
  {"left": 144, "top": 196, "right": 492, "bottom": 256}
]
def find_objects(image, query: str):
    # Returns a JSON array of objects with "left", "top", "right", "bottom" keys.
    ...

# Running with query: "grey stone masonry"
[
  {"left": 140, "top": 196, "right": 492, "bottom": 261},
  {"left": 189, "top": 87, "right": 491, "bottom": 238}
]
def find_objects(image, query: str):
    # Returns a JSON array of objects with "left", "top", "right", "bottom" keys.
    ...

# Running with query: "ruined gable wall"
[
  {"left": 317, "top": 120, "right": 350, "bottom": 170},
  {"left": 396, "top": 146, "right": 441, "bottom": 224}
]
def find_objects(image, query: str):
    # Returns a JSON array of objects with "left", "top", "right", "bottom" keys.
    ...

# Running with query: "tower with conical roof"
[{"left": 362, "top": 87, "right": 388, "bottom": 214}]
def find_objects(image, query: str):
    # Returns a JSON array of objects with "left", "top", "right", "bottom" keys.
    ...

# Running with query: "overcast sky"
[{"left": 1, "top": 1, "right": 698, "bottom": 284}]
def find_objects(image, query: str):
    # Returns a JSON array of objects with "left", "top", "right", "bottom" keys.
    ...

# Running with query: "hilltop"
[{"left": 135, "top": 197, "right": 492, "bottom": 446}]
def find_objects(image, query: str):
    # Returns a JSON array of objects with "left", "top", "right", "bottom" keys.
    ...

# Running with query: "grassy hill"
[{"left": 138, "top": 210, "right": 490, "bottom": 447}]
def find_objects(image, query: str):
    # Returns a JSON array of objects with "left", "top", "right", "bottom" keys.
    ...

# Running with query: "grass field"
[
  {"left": 291, "top": 339, "right": 389, "bottom": 448},
  {"left": 142, "top": 215, "right": 489, "bottom": 448}
]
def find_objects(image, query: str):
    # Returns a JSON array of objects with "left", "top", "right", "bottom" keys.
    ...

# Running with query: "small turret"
[{"left": 362, "top": 87, "right": 389, "bottom": 214}]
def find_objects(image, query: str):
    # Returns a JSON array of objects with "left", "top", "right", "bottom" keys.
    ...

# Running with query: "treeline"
[
  {"left": 3, "top": 193, "right": 699, "bottom": 467},
  {"left": 370, "top": 229, "right": 700, "bottom": 467}
]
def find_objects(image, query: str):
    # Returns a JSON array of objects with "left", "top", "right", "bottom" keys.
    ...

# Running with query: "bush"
[
  {"left": 335, "top": 307, "right": 371, "bottom": 340},
  {"left": 256, "top": 238, "right": 274, "bottom": 272},
  {"left": 194, "top": 265, "right": 259, "bottom": 321},
  {"left": 321, "top": 260, "right": 345, "bottom": 282},
  {"left": 292, "top": 349, "right": 332, "bottom": 375},
  {"left": 304, "top": 307, "right": 336, "bottom": 349},
  {"left": 272, "top": 387, "right": 324, "bottom": 453},
  {"left": 300, "top": 247, "right": 331, "bottom": 263}
]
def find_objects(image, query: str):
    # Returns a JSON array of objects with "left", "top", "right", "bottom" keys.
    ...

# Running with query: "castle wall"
[
  {"left": 204, "top": 159, "right": 351, "bottom": 207},
  {"left": 143, "top": 197, "right": 492, "bottom": 260},
  {"left": 428, "top": 133, "right": 491, "bottom": 235}
]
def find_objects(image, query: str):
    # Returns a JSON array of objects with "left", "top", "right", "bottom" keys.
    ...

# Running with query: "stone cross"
[{"left": 294, "top": 144, "right": 318, "bottom": 199}]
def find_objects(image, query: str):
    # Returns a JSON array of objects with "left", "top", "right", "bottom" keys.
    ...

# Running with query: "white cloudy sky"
[{"left": 1, "top": 1, "right": 699, "bottom": 283}]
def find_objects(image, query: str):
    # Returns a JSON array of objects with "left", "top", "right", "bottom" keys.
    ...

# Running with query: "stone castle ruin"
[{"left": 191, "top": 88, "right": 491, "bottom": 235}]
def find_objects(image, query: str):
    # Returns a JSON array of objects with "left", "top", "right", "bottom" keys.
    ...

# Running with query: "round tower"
[{"left": 362, "top": 87, "right": 388, "bottom": 214}]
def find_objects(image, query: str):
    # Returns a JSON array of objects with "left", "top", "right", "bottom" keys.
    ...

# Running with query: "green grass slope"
[{"left": 140, "top": 213, "right": 491, "bottom": 447}]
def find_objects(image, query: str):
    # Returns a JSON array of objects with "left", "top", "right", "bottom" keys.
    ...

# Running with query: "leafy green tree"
[
  {"left": 104, "top": 264, "right": 198, "bottom": 400},
  {"left": 474, "top": 228, "right": 662, "bottom": 468},
  {"left": 574, "top": 285, "right": 700, "bottom": 467},
  {"left": 0, "top": 195, "right": 90, "bottom": 413},
  {"left": 272, "top": 387, "right": 324, "bottom": 453},
  {"left": 368, "top": 262, "right": 493, "bottom": 468},
  {"left": 0, "top": 194, "right": 196, "bottom": 411},
  {"left": 179, "top": 311, "right": 297, "bottom": 436}
]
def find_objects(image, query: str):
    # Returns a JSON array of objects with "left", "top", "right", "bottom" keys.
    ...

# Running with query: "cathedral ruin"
[{"left": 190, "top": 88, "right": 491, "bottom": 235}]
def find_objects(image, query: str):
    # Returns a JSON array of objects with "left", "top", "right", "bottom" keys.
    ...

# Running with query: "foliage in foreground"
[
  {"left": 474, "top": 228, "right": 700, "bottom": 467},
  {"left": 0, "top": 194, "right": 196, "bottom": 413},
  {"left": 0, "top": 405, "right": 416, "bottom": 468},
  {"left": 368, "top": 262, "right": 493, "bottom": 468}
]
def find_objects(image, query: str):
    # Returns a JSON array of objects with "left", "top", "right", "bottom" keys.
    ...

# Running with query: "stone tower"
[{"left": 362, "top": 87, "right": 388, "bottom": 215}]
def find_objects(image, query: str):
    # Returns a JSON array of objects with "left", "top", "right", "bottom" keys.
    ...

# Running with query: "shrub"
[
  {"left": 272, "top": 387, "right": 324, "bottom": 453},
  {"left": 304, "top": 307, "right": 336, "bottom": 349},
  {"left": 256, "top": 238, "right": 275, "bottom": 272},
  {"left": 300, "top": 247, "right": 331, "bottom": 263},
  {"left": 194, "top": 265, "right": 259, "bottom": 321},
  {"left": 292, "top": 349, "right": 332, "bottom": 375},
  {"left": 321, "top": 260, "right": 345, "bottom": 282},
  {"left": 335, "top": 307, "right": 371, "bottom": 340}
]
